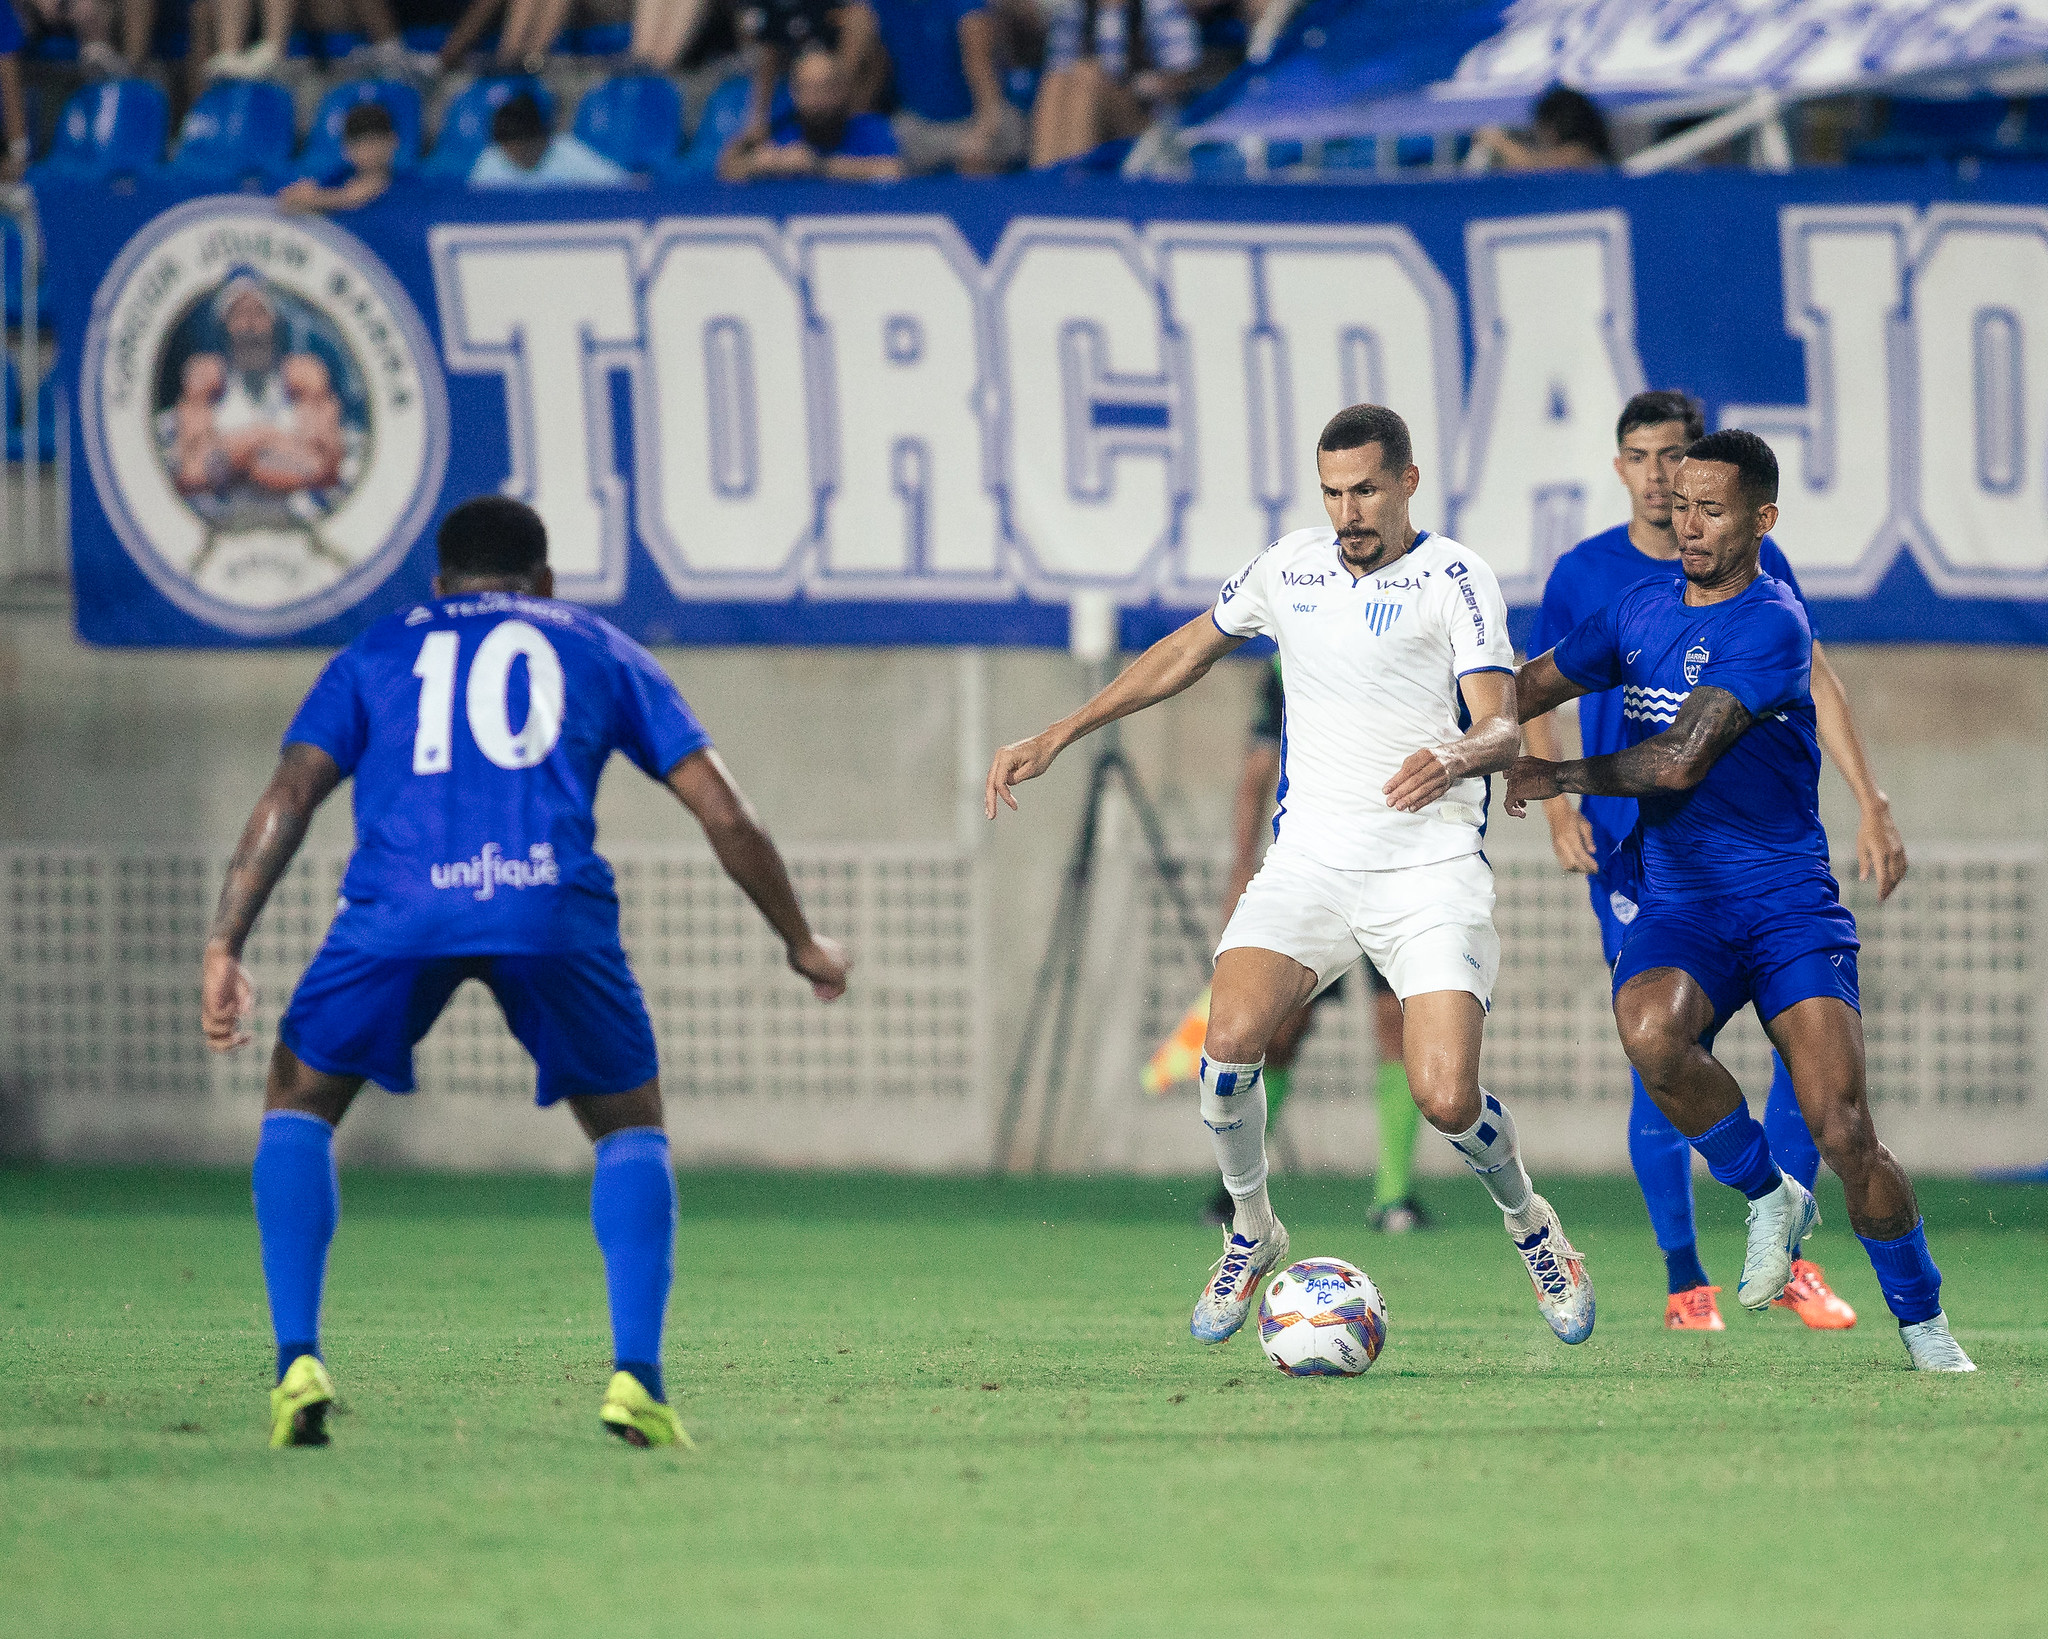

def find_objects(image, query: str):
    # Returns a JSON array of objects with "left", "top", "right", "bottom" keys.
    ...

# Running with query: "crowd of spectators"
[
  {"left": 2, "top": 0, "right": 2034, "bottom": 194},
  {"left": 0, "top": 0, "right": 1319, "bottom": 189}
]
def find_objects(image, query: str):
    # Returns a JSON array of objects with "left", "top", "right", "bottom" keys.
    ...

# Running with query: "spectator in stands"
[
  {"left": 1472, "top": 83, "right": 1612, "bottom": 171},
  {"left": 867, "top": 0, "right": 1023, "bottom": 174},
  {"left": 739, "top": 0, "right": 884, "bottom": 146},
  {"left": 631, "top": 0, "right": 722, "bottom": 72},
  {"left": 440, "top": 0, "right": 633, "bottom": 74},
  {"left": 1029, "top": 0, "right": 1200, "bottom": 167},
  {"left": 13, "top": 0, "right": 153, "bottom": 79},
  {"left": 1, "top": 0, "right": 24, "bottom": 182},
  {"left": 277, "top": 101, "right": 400, "bottom": 212},
  {"left": 720, "top": 40, "right": 899, "bottom": 179},
  {"left": 470, "top": 87, "right": 632, "bottom": 183},
  {"left": 205, "top": 0, "right": 292, "bottom": 77}
]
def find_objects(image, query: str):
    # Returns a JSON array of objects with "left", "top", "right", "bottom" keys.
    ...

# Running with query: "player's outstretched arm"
[
  {"left": 202, "top": 743, "right": 344, "bottom": 1052},
  {"left": 1505, "top": 686, "right": 1753, "bottom": 817},
  {"left": 666, "top": 748, "right": 850, "bottom": 1001},
  {"left": 1384, "top": 668, "right": 1520, "bottom": 813},
  {"left": 1809, "top": 639, "right": 1908, "bottom": 900},
  {"left": 984, "top": 613, "right": 1243, "bottom": 819},
  {"left": 1513, "top": 650, "right": 1591, "bottom": 723}
]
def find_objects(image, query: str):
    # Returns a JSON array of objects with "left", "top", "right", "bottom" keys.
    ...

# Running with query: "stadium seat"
[
  {"left": 1188, "top": 140, "right": 1248, "bottom": 180},
  {"left": 1850, "top": 97, "right": 2020, "bottom": 164},
  {"left": 569, "top": 21, "right": 632, "bottom": 55},
  {"left": 575, "top": 74, "right": 684, "bottom": 173},
  {"left": 5, "top": 354, "right": 59, "bottom": 464},
  {"left": 299, "top": 79, "right": 426, "bottom": 179},
  {"left": 659, "top": 74, "right": 752, "bottom": 178},
  {"left": 162, "top": 79, "right": 297, "bottom": 190},
  {"left": 421, "top": 75, "right": 555, "bottom": 179},
  {"left": 29, "top": 79, "right": 169, "bottom": 184}
]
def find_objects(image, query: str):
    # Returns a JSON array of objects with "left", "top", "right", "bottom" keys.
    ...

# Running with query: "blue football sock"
[
  {"left": 252, "top": 1110, "right": 340, "bottom": 1384},
  {"left": 1663, "top": 1243, "right": 1711, "bottom": 1295},
  {"left": 591, "top": 1127, "right": 676, "bottom": 1403},
  {"left": 1628, "top": 1074, "right": 1706, "bottom": 1290},
  {"left": 1689, "top": 1104, "right": 1783, "bottom": 1200},
  {"left": 1857, "top": 1220, "right": 1942, "bottom": 1325},
  {"left": 1763, "top": 1054, "right": 1822, "bottom": 1193}
]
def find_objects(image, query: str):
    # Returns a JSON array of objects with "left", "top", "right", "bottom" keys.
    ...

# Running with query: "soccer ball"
[{"left": 1257, "top": 1258, "right": 1388, "bottom": 1377}]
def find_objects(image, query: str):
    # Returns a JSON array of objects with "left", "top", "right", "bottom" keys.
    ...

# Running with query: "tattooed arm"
[
  {"left": 1503, "top": 686, "right": 1754, "bottom": 818},
  {"left": 201, "top": 743, "right": 343, "bottom": 1052}
]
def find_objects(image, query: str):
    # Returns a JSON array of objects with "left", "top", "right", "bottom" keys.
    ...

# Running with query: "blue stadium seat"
[
  {"left": 1851, "top": 97, "right": 2019, "bottom": 164},
  {"left": 29, "top": 79, "right": 170, "bottom": 183},
  {"left": 657, "top": 75, "right": 780, "bottom": 179},
  {"left": 5, "top": 355, "right": 59, "bottom": 464},
  {"left": 163, "top": 79, "right": 297, "bottom": 190},
  {"left": 575, "top": 74, "right": 684, "bottom": 173},
  {"left": 421, "top": 75, "right": 555, "bottom": 178},
  {"left": 299, "top": 79, "right": 425, "bottom": 180},
  {"left": 1188, "top": 140, "right": 1248, "bottom": 180}
]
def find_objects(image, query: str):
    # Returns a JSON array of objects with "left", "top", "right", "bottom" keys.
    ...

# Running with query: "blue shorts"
[
  {"left": 279, "top": 941, "right": 659, "bottom": 1106},
  {"left": 1611, "top": 885, "right": 1860, "bottom": 1048}
]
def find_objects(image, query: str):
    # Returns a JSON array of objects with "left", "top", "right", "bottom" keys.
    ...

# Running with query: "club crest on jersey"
[
  {"left": 1362, "top": 602, "right": 1404, "bottom": 637},
  {"left": 79, "top": 198, "right": 449, "bottom": 639},
  {"left": 1684, "top": 644, "right": 1710, "bottom": 686}
]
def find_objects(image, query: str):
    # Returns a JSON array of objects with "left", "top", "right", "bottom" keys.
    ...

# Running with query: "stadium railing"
[{"left": 2, "top": 185, "right": 58, "bottom": 592}]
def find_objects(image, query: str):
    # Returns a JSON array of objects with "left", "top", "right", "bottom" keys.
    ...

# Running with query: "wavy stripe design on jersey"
[{"left": 1622, "top": 683, "right": 1689, "bottom": 726}]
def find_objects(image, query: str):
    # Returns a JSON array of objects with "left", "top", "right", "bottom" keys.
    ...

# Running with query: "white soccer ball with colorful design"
[{"left": 1257, "top": 1258, "right": 1388, "bottom": 1376}]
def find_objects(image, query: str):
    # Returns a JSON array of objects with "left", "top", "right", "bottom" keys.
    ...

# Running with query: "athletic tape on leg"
[{"left": 1200, "top": 1055, "right": 1269, "bottom": 1199}]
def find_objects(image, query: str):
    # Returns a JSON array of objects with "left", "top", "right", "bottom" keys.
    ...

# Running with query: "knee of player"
[
  {"left": 1613, "top": 1000, "right": 1688, "bottom": 1080},
  {"left": 1809, "top": 1096, "right": 1876, "bottom": 1163},
  {"left": 1202, "top": 1016, "right": 1267, "bottom": 1066}
]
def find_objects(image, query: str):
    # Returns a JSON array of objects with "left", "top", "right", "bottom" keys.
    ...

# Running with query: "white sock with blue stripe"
[
  {"left": 1200, "top": 1055, "right": 1277, "bottom": 1238},
  {"left": 1445, "top": 1088, "right": 1542, "bottom": 1234}
]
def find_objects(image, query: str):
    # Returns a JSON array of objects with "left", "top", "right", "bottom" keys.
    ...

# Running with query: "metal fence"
[{"left": 2, "top": 839, "right": 2039, "bottom": 1174}]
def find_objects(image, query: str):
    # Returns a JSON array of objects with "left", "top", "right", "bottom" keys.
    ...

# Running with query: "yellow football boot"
[
  {"left": 600, "top": 1370, "right": 693, "bottom": 1449},
  {"left": 269, "top": 1355, "right": 336, "bottom": 1449}
]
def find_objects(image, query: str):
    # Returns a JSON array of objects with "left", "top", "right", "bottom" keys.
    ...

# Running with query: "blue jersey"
[
  {"left": 1529, "top": 525, "right": 1811, "bottom": 850},
  {"left": 1552, "top": 572, "right": 1830, "bottom": 904},
  {"left": 285, "top": 592, "right": 710, "bottom": 957}
]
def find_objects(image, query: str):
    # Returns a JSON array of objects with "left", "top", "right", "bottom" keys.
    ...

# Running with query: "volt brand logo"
[
  {"left": 1363, "top": 602, "right": 1404, "bottom": 636},
  {"left": 1684, "top": 644, "right": 1710, "bottom": 686}
]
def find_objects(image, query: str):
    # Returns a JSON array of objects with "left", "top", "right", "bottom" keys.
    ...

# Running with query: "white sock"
[
  {"left": 1445, "top": 1088, "right": 1541, "bottom": 1232},
  {"left": 1200, "top": 1055, "right": 1278, "bottom": 1239}
]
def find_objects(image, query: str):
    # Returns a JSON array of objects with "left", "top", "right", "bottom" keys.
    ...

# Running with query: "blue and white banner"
[{"left": 35, "top": 168, "right": 2048, "bottom": 648}]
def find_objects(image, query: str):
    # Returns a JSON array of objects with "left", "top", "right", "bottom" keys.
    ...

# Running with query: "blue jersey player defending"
[
  {"left": 1525, "top": 392, "right": 1906, "bottom": 1332},
  {"left": 1508, "top": 431, "right": 1973, "bottom": 1371},
  {"left": 200, "top": 497, "right": 853, "bottom": 1448}
]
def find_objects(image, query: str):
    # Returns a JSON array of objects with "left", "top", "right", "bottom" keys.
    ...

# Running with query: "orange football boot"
[
  {"left": 1664, "top": 1285, "right": 1726, "bottom": 1330},
  {"left": 1773, "top": 1258, "right": 1857, "bottom": 1329}
]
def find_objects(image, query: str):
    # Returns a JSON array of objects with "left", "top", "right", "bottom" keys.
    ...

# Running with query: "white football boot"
[
  {"left": 1509, "top": 1195, "right": 1595, "bottom": 1344},
  {"left": 1900, "top": 1313, "right": 1977, "bottom": 1373},
  {"left": 1736, "top": 1174, "right": 1819, "bottom": 1311},
  {"left": 1190, "top": 1222, "right": 1289, "bottom": 1344}
]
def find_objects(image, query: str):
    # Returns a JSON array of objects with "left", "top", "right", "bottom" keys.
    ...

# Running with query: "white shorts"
[{"left": 1215, "top": 844, "right": 1501, "bottom": 1009}]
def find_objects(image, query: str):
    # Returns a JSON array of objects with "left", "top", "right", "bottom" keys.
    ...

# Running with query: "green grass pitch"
[{"left": 2, "top": 1165, "right": 2042, "bottom": 1638}]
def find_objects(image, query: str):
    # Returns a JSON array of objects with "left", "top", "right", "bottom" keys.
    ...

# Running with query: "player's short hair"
[
  {"left": 1617, "top": 390, "right": 1704, "bottom": 447},
  {"left": 1683, "top": 428, "right": 1779, "bottom": 507},
  {"left": 491, "top": 92, "right": 549, "bottom": 146},
  {"left": 438, "top": 496, "right": 548, "bottom": 582},
  {"left": 341, "top": 102, "right": 396, "bottom": 141},
  {"left": 1317, "top": 404, "right": 1412, "bottom": 474}
]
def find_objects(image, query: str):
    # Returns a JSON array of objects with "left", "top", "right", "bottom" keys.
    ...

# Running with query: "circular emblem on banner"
[{"left": 81, "top": 198, "right": 449, "bottom": 637}]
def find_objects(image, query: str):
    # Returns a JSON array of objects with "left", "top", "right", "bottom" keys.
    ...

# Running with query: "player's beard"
[{"left": 1338, "top": 531, "right": 1400, "bottom": 574}]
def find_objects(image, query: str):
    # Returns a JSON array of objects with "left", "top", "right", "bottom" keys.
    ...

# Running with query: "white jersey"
[{"left": 1212, "top": 527, "right": 1515, "bottom": 871}]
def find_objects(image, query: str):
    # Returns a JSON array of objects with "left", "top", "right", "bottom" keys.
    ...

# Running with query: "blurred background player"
[
  {"left": 198, "top": 495, "right": 851, "bottom": 1449},
  {"left": 1523, "top": 390, "right": 1902, "bottom": 1333},
  {"left": 1509, "top": 430, "right": 1972, "bottom": 1372},
  {"left": 989, "top": 404, "right": 1594, "bottom": 1355},
  {"left": 1203, "top": 653, "right": 1427, "bottom": 1232}
]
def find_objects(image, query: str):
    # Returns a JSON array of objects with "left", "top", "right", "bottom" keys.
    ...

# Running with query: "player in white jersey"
[{"left": 986, "top": 405, "right": 1595, "bottom": 1348}]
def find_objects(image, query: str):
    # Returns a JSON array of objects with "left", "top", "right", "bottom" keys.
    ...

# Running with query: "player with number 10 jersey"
[{"left": 201, "top": 497, "right": 850, "bottom": 1450}]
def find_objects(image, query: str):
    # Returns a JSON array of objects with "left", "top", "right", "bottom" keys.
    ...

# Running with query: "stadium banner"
[{"left": 34, "top": 167, "right": 2048, "bottom": 649}]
